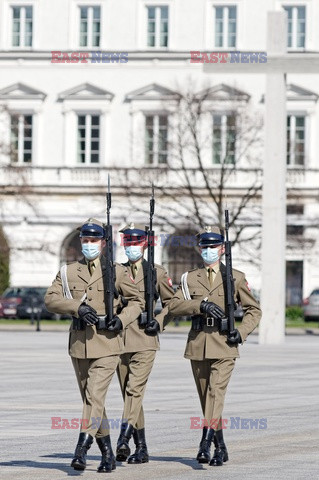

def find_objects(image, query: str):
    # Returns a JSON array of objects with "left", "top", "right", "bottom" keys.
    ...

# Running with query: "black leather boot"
[
  {"left": 195, "top": 427, "right": 207, "bottom": 462},
  {"left": 116, "top": 423, "right": 134, "bottom": 462},
  {"left": 127, "top": 428, "right": 149, "bottom": 464},
  {"left": 196, "top": 428, "right": 214, "bottom": 463},
  {"left": 70, "top": 432, "right": 94, "bottom": 470},
  {"left": 209, "top": 429, "right": 229, "bottom": 466},
  {"left": 96, "top": 435, "right": 116, "bottom": 473}
]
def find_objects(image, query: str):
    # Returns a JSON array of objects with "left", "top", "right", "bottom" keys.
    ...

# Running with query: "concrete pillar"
[{"left": 259, "top": 12, "right": 287, "bottom": 344}]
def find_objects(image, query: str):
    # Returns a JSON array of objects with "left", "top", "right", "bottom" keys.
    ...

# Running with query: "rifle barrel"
[
  {"left": 146, "top": 184, "right": 158, "bottom": 325},
  {"left": 224, "top": 210, "right": 235, "bottom": 333}
]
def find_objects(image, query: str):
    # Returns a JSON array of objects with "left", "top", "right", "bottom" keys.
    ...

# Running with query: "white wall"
[{"left": 1, "top": 0, "right": 319, "bottom": 296}]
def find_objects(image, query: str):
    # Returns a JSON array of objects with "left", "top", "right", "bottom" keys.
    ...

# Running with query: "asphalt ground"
[{"left": 0, "top": 330, "right": 318, "bottom": 480}]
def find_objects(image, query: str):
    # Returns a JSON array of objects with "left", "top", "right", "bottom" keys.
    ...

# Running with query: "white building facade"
[{"left": 0, "top": 0, "right": 319, "bottom": 303}]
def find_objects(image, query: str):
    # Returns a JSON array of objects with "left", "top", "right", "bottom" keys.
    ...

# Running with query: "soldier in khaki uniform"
[
  {"left": 115, "top": 223, "right": 174, "bottom": 464},
  {"left": 44, "top": 219, "right": 144, "bottom": 473},
  {"left": 169, "top": 226, "right": 261, "bottom": 467}
]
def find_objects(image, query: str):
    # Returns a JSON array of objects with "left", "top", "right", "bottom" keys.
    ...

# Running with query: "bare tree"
[
  {"left": 0, "top": 105, "right": 12, "bottom": 292},
  {"left": 124, "top": 85, "right": 263, "bottom": 263},
  {"left": 171, "top": 86, "right": 263, "bottom": 236},
  {"left": 0, "top": 106, "right": 54, "bottom": 291}
]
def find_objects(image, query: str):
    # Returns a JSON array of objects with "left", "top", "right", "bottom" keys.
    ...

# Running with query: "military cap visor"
[
  {"left": 198, "top": 232, "right": 224, "bottom": 247},
  {"left": 79, "top": 223, "right": 105, "bottom": 238},
  {"left": 121, "top": 228, "right": 148, "bottom": 244}
]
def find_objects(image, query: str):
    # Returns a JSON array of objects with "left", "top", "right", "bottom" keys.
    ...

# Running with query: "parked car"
[
  {"left": 0, "top": 287, "right": 56, "bottom": 319},
  {"left": 302, "top": 289, "right": 319, "bottom": 322}
]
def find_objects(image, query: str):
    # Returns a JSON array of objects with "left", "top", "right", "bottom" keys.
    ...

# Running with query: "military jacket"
[
  {"left": 44, "top": 257, "right": 144, "bottom": 359},
  {"left": 169, "top": 263, "right": 261, "bottom": 360},
  {"left": 121, "top": 260, "right": 175, "bottom": 353}
]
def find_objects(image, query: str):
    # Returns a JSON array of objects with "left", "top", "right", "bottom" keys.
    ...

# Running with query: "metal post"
[
  {"left": 36, "top": 308, "right": 41, "bottom": 332},
  {"left": 30, "top": 297, "right": 35, "bottom": 325}
]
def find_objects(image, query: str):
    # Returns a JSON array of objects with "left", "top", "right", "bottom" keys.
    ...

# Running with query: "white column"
[{"left": 259, "top": 12, "right": 287, "bottom": 344}]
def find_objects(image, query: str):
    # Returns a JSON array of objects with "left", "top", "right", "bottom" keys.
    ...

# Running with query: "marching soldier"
[
  {"left": 115, "top": 223, "right": 174, "bottom": 464},
  {"left": 44, "top": 218, "right": 144, "bottom": 473},
  {"left": 168, "top": 226, "right": 261, "bottom": 466}
]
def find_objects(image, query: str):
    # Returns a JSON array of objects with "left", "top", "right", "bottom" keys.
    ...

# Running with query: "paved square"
[{"left": 0, "top": 329, "right": 318, "bottom": 479}]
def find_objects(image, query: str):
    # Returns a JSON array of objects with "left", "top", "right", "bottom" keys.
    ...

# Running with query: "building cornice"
[{"left": 0, "top": 166, "right": 318, "bottom": 195}]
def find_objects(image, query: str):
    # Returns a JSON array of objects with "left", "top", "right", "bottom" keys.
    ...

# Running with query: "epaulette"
[{"left": 154, "top": 263, "right": 165, "bottom": 271}]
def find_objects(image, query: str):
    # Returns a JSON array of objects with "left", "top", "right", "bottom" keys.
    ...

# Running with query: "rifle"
[
  {"left": 103, "top": 175, "right": 119, "bottom": 328},
  {"left": 224, "top": 209, "right": 235, "bottom": 334},
  {"left": 140, "top": 184, "right": 159, "bottom": 327}
]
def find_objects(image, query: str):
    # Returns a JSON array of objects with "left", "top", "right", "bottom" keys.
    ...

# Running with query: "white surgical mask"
[
  {"left": 201, "top": 247, "right": 219, "bottom": 265},
  {"left": 81, "top": 243, "right": 100, "bottom": 260},
  {"left": 125, "top": 246, "right": 143, "bottom": 262}
]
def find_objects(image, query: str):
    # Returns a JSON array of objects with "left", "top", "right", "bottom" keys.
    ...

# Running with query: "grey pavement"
[{"left": 0, "top": 330, "right": 318, "bottom": 480}]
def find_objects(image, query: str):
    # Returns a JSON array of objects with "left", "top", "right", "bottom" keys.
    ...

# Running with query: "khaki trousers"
[
  {"left": 191, "top": 358, "right": 235, "bottom": 429},
  {"left": 117, "top": 350, "right": 156, "bottom": 429},
  {"left": 72, "top": 355, "right": 119, "bottom": 438}
]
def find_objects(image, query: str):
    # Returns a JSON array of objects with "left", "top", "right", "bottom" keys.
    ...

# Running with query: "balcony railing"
[{"left": 0, "top": 165, "right": 318, "bottom": 191}]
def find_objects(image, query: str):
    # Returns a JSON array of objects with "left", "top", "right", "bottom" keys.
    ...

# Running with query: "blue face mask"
[
  {"left": 81, "top": 243, "right": 100, "bottom": 260},
  {"left": 125, "top": 246, "right": 143, "bottom": 262},
  {"left": 201, "top": 247, "right": 220, "bottom": 265}
]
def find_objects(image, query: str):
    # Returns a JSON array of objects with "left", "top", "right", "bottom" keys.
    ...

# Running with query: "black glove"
[
  {"left": 200, "top": 301, "right": 225, "bottom": 320},
  {"left": 145, "top": 319, "right": 160, "bottom": 336},
  {"left": 107, "top": 316, "right": 123, "bottom": 333},
  {"left": 191, "top": 316, "right": 203, "bottom": 332},
  {"left": 227, "top": 329, "right": 242, "bottom": 344},
  {"left": 77, "top": 304, "right": 99, "bottom": 326}
]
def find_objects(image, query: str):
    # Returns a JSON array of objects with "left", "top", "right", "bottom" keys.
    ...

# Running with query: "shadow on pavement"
[
  {"left": 0, "top": 459, "right": 83, "bottom": 477},
  {"left": 43, "top": 453, "right": 203, "bottom": 470},
  {"left": 0, "top": 454, "right": 207, "bottom": 475},
  {"left": 147, "top": 455, "right": 207, "bottom": 470},
  {"left": 41, "top": 453, "right": 127, "bottom": 468}
]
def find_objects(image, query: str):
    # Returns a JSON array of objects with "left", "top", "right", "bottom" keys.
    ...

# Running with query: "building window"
[
  {"left": 215, "top": 6, "right": 236, "bottom": 48},
  {"left": 287, "top": 224, "right": 304, "bottom": 235},
  {"left": 77, "top": 114, "right": 100, "bottom": 164},
  {"left": 287, "top": 115, "right": 305, "bottom": 166},
  {"left": 79, "top": 6, "right": 101, "bottom": 47},
  {"left": 12, "top": 6, "right": 33, "bottom": 47},
  {"left": 287, "top": 205, "right": 304, "bottom": 236},
  {"left": 145, "top": 114, "right": 168, "bottom": 165},
  {"left": 287, "top": 204, "right": 303, "bottom": 215},
  {"left": 147, "top": 6, "right": 169, "bottom": 47},
  {"left": 283, "top": 6, "right": 306, "bottom": 49},
  {"left": 10, "top": 114, "right": 33, "bottom": 163},
  {"left": 213, "top": 114, "right": 236, "bottom": 164}
]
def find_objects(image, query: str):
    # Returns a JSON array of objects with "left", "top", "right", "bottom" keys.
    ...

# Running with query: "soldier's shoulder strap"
[
  {"left": 60, "top": 264, "right": 86, "bottom": 303},
  {"left": 60, "top": 264, "right": 73, "bottom": 300},
  {"left": 154, "top": 263, "right": 165, "bottom": 272},
  {"left": 181, "top": 272, "right": 191, "bottom": 300}
]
